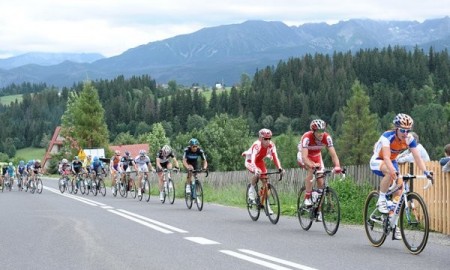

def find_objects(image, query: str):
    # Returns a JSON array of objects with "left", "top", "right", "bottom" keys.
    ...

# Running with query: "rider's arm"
[
  {"left": 411, "top": 147, "right": 429, "bottom": 173},
  {"left": 328, "top": 146, "right": 341, "bottom": 168}
]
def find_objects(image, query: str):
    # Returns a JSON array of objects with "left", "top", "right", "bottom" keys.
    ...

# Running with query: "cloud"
[{"left": 0, "top": 0, "right": 448, "bottom": 57}]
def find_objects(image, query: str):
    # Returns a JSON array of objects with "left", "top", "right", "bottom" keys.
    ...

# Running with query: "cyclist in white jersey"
[{"left": 134, "top": 150, "right": 155, "bottom": 196}]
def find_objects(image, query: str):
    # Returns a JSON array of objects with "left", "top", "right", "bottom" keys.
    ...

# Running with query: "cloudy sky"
[{"left": 0, "top": 0, "right": 448, "bottom": 58}]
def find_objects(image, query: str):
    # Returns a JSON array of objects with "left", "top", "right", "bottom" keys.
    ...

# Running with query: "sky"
[{"left": 0, "top": 0, "right": 449, "bottom": 58}]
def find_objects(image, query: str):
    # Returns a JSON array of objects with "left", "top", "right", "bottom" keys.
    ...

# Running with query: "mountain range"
[{"left": 0, "top": 17, "right": 449, "bottom": 88}]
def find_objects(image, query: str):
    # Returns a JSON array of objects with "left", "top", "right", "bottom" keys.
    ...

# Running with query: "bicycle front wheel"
[
  {"left": 143, "top": 179, "right": 151, "bottom": 202},
  {"left": 98, "top": 179, "right": 106, "bottom": 196},
  {"left": 363, "top": 190, "right": 387, "bottom": 247},
  {"left": 246, "top": 184, "right": 260, "bottom": 221},
  {"left": 167, "top": 179, "right": 175, "bottom": 204},
  {"left": 36, "top": 178, "right": 43, "bottom": 194},
  {"left": 297, "top": 187, "right": 313, "bottom": 230},
  {"left": 58, "top": 178, "right": 65, "bottom": 193},
  {"left": 119, "top": 181, "right": 126, "bottom": 197},
  {"left": 195, "top": 180, "right": 204, "bottom": 211},
  {"left": 185, "top": 183, "right": 193, "bottom": 209},
  {"left": 399, "top": 192, "right": 430, "bottom": 255},
  {"left": 91, "top": 180, "right": 98, "bottom": 196},
  {"left": 129, "top": 181, "right": 137, "bottom": 199},
  {"left": 321, "top": 187, "right": 340, "bottom": 236},
  {"left": 266, "top": 183, "right": 280, "bottom": 224},
  {"left": 79, "top": 179, "right": 86, "bottom": 195}
]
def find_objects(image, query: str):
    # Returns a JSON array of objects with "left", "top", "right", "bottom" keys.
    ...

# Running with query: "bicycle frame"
[{"left": 185, "top": 169, "right": 208, "bottom": 211}]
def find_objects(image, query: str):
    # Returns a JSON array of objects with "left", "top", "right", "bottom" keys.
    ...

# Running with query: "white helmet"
[
  {"left": 139, "top": 149, "right": 146, "bottom": 156},
  {"left": 162, "top": 145, "right": 172, "bottom": 156},
  {"left": 62, "top": 159, "right": 68, "bottom": 164}
]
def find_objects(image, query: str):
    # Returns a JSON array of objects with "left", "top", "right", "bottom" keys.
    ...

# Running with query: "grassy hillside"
[
  {"left": 15, "top": 147, "right": 46, "bottom": 161},
  {"left": 0, "top": 94, "right": 23, "bottom": 105}
]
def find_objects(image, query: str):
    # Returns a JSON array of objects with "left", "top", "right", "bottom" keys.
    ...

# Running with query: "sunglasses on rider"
[
  {"left": 263, "top": 138, "right": 271, "bottom": 141},
  {"left": 398, "top": 128, "right": 411, "bottom": 134}
]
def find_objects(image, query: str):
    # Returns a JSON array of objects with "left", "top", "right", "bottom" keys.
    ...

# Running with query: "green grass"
[
  {"left": 0, "top": 94, "right": 23, "bottom": 105},
  {"left": 15, "top": 147, "right": 46, "bottom": 162}
]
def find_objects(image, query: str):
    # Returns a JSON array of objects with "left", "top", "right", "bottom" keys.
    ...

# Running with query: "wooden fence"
[{"left": 198, "top": 161, "right": 449, "bottom": 235}]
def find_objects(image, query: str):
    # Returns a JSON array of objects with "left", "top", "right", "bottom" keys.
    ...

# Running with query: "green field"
[
  {"left": 0, "top": 94, "right": 23, "bottom": 105},
  {"left": 15, "top": 147, "right": 46, "bottom": 161}
]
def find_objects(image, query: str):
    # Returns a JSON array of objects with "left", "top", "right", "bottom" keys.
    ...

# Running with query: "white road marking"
[
  {"left": 108, "top": 209, "right": 174, "bottom": 234},
  {"left": 239, "top": 249, "right": 318, "bottom": 270},
  {"left": 117, "top": 209, "right": 188, "bottom": 233},
  {"left": 185, "top": 237, "right": 220, "bottom": 245},
  {"left": 220, "top": 250, "right": 292, "bottom": 270}
]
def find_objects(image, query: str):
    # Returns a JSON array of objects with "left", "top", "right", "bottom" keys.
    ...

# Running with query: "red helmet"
[
  {"left": 258, "top": 128, "right": 272, "bottom": 138},
  {"left": 310, "top": 119, "right": 326, "bottom": 131}
]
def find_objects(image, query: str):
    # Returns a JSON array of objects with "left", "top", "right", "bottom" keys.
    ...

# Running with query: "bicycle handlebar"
[
  {"left": 400, "top": 174, "right": 433, "bottom": 190},
  {"left": 260, "top": 170, "right": 283, "bottom": 181},
  {"left": 189, "top": 169, "right": 209, "bottom": 177},
  {"left": 311, "top": 167, "right": 346, "bottom": 182}
]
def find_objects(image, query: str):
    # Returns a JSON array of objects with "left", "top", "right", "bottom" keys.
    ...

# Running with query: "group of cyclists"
[
  {"left": 105, "top": 139, "right": 207, "bottom": 202},
  {"left": 0, "top": 159, "right": 42, "bottom": 190},
  {"left": 245, "top": 113, "right": 434, "bottom": 235}
]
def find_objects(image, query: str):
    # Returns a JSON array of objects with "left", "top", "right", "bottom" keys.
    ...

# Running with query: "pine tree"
[{"left": 336, "top": 80, "right": 379, "bottom": 165}]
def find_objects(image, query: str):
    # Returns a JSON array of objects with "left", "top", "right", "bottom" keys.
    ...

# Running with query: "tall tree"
[
  {"left": 336, "top": 81, "right": 379, "bottom": 165},
  {"left": 61, "top": 81, "right": 109, "bottom": 150}
]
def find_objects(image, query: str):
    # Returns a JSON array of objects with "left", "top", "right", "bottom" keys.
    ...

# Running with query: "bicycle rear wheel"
[
  {"left": 364, "top": 190, "right": 387, "bottom": 247},
  {"left": 143, "top": 179, "right": 151, "bottom": 202},
  {"left": 297, "top": 186, "right": 313, "bottom": 230},
  {"left": 399, "top": 192, "right": 429, "bottom": 255},
  {"left": 266, "top": 183, "right": 280, "bottom": 224},
  {"left": 119, "top": 180, "right": 126, "bottom": 197},
  {"left": 185, "top": 183, "right": 193, "bottom": 209},
  {"left": 195, "top": 180, "right": 204, "bottom": 211},
  {"left": 36, "top": 178, "right": 43, "bottom": 194},
  {"left": 98, "top": 179, "right": 106, "bottom": 196},
  {"left": 321, "top": 187, "right": 340, "bottom": 236},
  {"left": 79, "top": 179, "right": 86, "bottom": 195},
  {"left": 246, "top": 184, "right": 260, "bottom": 221},
  {"left": 167, "top": 179, "right": 175, "bottom": 204}
]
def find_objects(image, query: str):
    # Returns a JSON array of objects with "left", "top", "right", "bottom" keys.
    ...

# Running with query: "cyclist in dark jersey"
[{"left": 182, "top": 138, "right": 208, "bottom": 194}]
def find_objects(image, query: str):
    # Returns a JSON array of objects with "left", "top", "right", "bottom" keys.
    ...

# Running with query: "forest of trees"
[{"left": 0, "top": 45, "right": 449, "bottom": 171}]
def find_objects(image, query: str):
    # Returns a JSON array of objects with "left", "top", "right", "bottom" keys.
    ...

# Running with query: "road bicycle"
[
  {"left": 112, "top": 172, "right": 125, "bottom": 197},
  {"left": 123, "top": 171, "right": 137, "bottom": 199},
  {"left": 161, "top": 168, "right": 177, "bottom": 204},
  {"left": 58, "top": 172, "right": 73, "bottom": 194},
  {"left": 138, "top": 172, "right": 151, "bottom": 202},
  {"left": 26, "top": 173, "right": 43, "bottom": 194},
  {"left": 85, "top": 172, "right": 98, "bottom": 196},
  {"left": 3, "top": 174, "right": 14, "bottom": 191},
  {"left": 72, "top": 173, "right": 86, "bottom": 195},
  {"left": 363, "top": 173, "right": 433, "bottom": 255},
  {"left": 297, "top": 168, "right": 343, "bottom": 235},
  {"left": 246, "top": 171, "right": 283, "bottom": 224},
  {"left": 17, "top": 172, "right": 28, "bottom": 192},
  {"left": 185, "top": 169, "right": 208, "bottom": 211},
  {"left": 91, "top": 171, "right": 106, "bottom": 197}
]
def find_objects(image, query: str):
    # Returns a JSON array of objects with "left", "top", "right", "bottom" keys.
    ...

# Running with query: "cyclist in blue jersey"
[
  {"left": 4, "top": 162, "right": 15, "bottom": 189},
  {"left": 182, "top": 138, "right": 208, "bottom": 194},
  {"left": 16, "top": 160, "right": 27, "bottom": 189}
]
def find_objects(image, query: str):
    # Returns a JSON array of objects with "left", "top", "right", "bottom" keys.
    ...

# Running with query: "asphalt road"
[{"left": 0, "top": 177, "right": 449, "bottom": 270}]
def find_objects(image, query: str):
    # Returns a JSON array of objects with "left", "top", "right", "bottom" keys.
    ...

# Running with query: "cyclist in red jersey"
[
  {"left": 243, "top": 128, "right": 284, "bottom": 206},
  {"left": 298, "top": 119, "right": 342, "bottom": 207}
]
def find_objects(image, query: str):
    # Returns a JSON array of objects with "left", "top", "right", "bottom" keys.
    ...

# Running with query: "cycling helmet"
[
  {"left": 19, "top": 160, "right": 24, "bottom": 165},
  {"left": 189, "top": 138, "right": 199, "bottom": 146},
  {"left": 139, "top": 150, "right": 146, "bottom": 156},
  {"left": 125, "top": 150, "right": 130, "bottom": 156},
  {"left": 8, "top": 162, "right": 12, "bottom": 166},
  {"left": 258, "top": 128, "right": 272, "bottom": 139},
  {"left": 36, "top": 159, "right": 41, "bottom": 163},
  {"left": 393, "top": 113, "right": 413, "bottom": 129},
  {"left": 115, "top": 150, "right": 121, "bottom": 155},
  {"left": 62, "top": 158, "right": 68, "bottom": 164},
  {"left": 74, "top": 156, "right": 79, "bottom": 160},
  {"left": 93, "top": 156, "right": 99, "bottom": 162},
  {"left": 310, "top": 119, "right": 326, "bottom": 131},
  {"left": 162, "top": 145, "right": 172, "bottom": 155}
]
